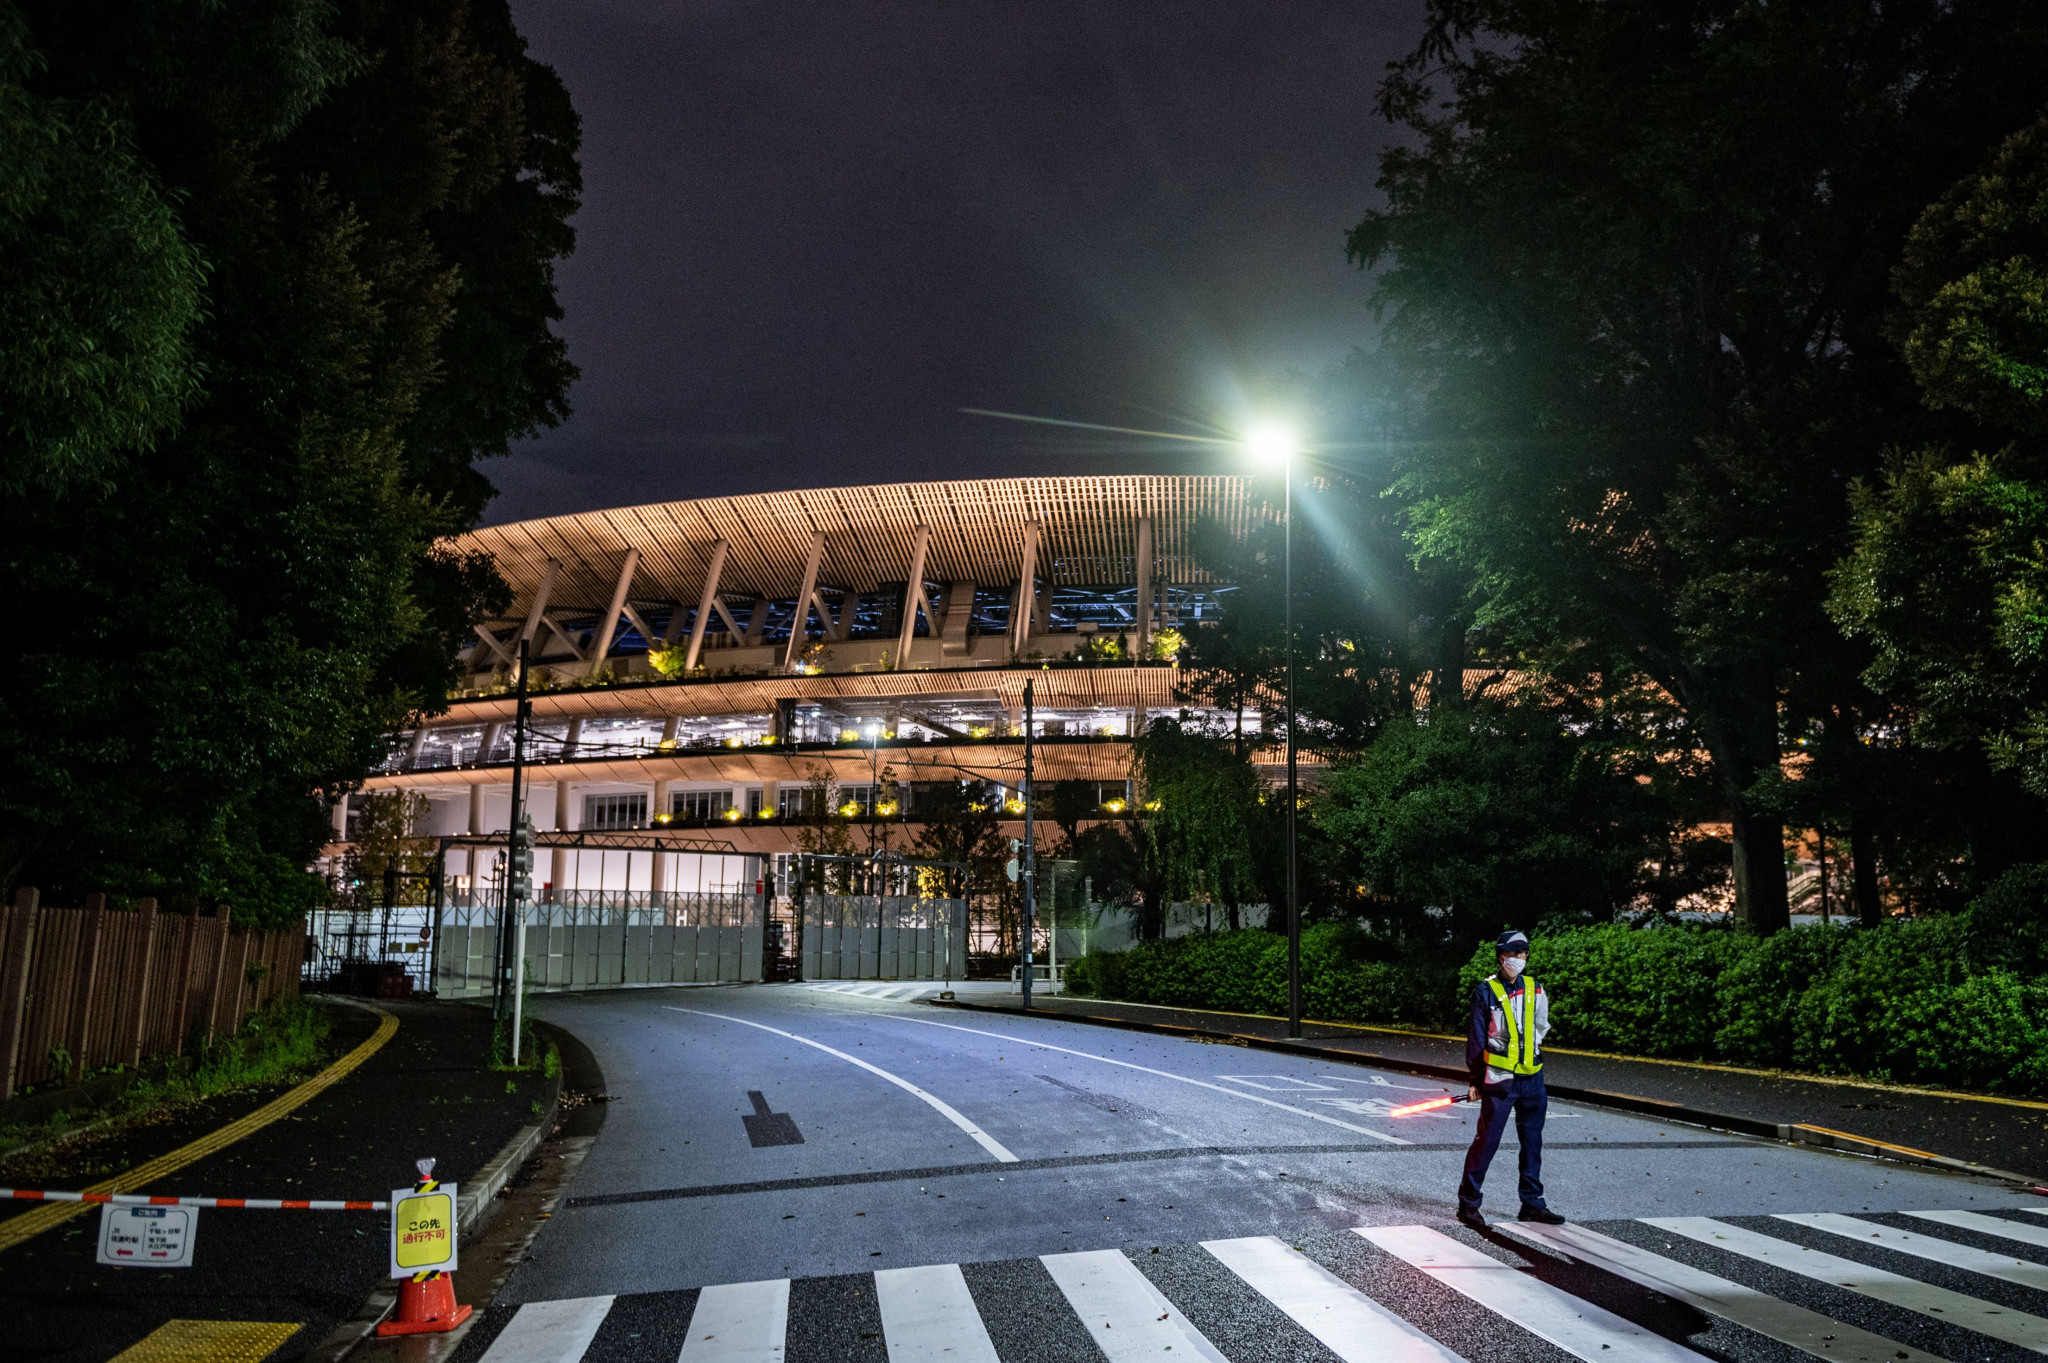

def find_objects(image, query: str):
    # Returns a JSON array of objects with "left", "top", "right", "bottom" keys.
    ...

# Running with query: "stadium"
[{"left": 326, "top": 474, "right": 1266, "bottom": 991}]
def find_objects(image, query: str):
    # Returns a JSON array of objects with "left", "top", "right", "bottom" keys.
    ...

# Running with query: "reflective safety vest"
[{"left": 1486, "top": 976, "right": 1542, "bottom": 1075}]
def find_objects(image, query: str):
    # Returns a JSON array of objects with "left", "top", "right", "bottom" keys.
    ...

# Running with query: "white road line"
[
  {"left": 477, "top": 1295, "right": 616, "bottom": 1363},
  {"left": 890, "top": 1015, "right": 1410, "bottom": 1144},
  {"left": 1201, "top": 1235, "right": 1463, "bottom": 1362},
  {"left": 679, "top": 1279, "right": 791, "bottom": 1363},
  {"left": 1651, "top": 1216, "right": 2048, "bottom": 1353},
  {"left": 874, "top": 1262, "right": 1001, "bottom": 1363},
  {"left": 1358, "top": 1225, "right": 1703, "bottom": 1362},
  {"left": 1777, "top": 1212, "right": 2048, "bottom": 1292},
  {"left": 1502, "top": 1220, "right": 1938, "bottom": 1363},
  {"left": 1040, "top": 1249, "right": 1231, "bottom": 1363},
  {"left": 665, "top": 1007, "right": 1019, "bottom": 1162},
  {"left": 1906, "top": 1209, "right": 2048, "bottom": 1255}
]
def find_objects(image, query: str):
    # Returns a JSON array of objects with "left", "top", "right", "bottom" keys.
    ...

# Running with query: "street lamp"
[{"left": 1245, "top": 423, "right": 1302, "bottom": 1039}]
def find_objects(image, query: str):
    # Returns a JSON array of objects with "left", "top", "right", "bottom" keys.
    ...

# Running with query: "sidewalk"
[
  {"left": 942, "top": 993, "right": 2048, "bottom": 1186},
  {"left": 0, "top": 997, "right": 557, "bottom": 1362}
]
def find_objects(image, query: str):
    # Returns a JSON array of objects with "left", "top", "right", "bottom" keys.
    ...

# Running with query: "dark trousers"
[{"left": 1458, "top": 1071, "right": 1547, "bottom": 1212}]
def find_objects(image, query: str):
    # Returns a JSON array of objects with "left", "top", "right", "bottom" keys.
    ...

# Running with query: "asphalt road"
[{"left": 443, "top": 982, "right": 2048, "bottom": 1363}]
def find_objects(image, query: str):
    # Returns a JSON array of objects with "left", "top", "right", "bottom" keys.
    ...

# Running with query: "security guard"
[{"left": 1457, "top": 930, "right": 1565, "bottom": 1230}]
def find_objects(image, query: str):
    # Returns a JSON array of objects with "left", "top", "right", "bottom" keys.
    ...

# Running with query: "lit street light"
[{"left": 1246, "top": 423, "right": 1303, "bottom": 1039}]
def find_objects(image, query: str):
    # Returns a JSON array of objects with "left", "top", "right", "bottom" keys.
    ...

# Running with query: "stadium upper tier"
[
  {"left": 353, "top": 477, "right": 1266, "bottom": 843},
  {"left": 454, "top": 473, "right": 1255, "bottom": 685}
]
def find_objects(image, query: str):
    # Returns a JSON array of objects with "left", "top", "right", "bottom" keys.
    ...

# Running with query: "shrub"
[{"left": 1082, "top": 915, "right": 2048, "bottom": 1095}]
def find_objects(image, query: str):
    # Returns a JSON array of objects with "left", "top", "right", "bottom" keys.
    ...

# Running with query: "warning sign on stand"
[
  {"left": 97, "top": 1204, "right": 198, "bottom": 1268},
  {"left": 388, "top": 1183, "right": 458, "bottom": 1277}
]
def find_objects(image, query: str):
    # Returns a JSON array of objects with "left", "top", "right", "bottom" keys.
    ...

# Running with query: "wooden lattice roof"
[{"left": 457, "top": 475, "right": 1256, "bottom": 614}]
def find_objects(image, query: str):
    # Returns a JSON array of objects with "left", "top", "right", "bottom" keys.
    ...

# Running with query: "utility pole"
[
  {"left": 1283, "top": 451, "right": 1302, "bottom": 1038},
  {"left": 1021, "top": 678, "right": 1036, "bottom": 1011},
  {"left": 496, "top": 637, "right": 533, "bottom": 1019}
]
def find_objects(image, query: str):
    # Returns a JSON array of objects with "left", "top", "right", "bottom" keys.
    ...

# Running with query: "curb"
[
  {"left": 1775, "top": 1122, "right": 2046, "bottom": 1189},
  {"left": 932, "top": 999, "right": 2048, "bottom": 1192},
  {"left": 302, "top": 1083, "right": 562, "bottom": 1362}
]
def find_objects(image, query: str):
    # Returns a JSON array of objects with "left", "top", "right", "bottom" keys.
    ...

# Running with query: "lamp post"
[{"left": 1247, "top": 425, "right": 1302, "bottom": 1039}]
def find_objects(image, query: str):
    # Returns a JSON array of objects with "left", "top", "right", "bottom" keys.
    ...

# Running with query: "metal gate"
[{"left": 798, "top": 895, "right": 966, "bottom": 981}]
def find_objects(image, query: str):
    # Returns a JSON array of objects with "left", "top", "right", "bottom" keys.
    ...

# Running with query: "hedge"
[{"left": 1068, "top": 916, "right": 2048, "bottom": 1095}]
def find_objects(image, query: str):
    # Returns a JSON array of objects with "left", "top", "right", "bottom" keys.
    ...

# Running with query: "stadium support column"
[
  {"left": 585, "top": 547, "right": 640, "bottom": 678},
  {"left": 520, "top": 558, "right": 560, "bottom": 647},
  {"left": 683, "top": 538, "right": 732, "bottom": 673},
  {"left": 466, "top": 782, "right": 488, "bottom": 904},
  {"left": 784, "top": 531, "right": 828, "bottom": 669},
  {"left": 1012, "top": 521, "right": 1041, "bottom": 659},
  {"left": 896, "top": 525, "right": 935, "bottom": 667},
  {"left": 1134, "top": 517, "right": 1154, "bottom": 661},
  {"left": 550, "top": 724, "right": 580, "bottom": 904}
]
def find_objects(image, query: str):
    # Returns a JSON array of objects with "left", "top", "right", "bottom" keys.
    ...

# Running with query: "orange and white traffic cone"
[
  {"left": 378, "top": 1268, "right": 471, "bottom": 1336},
  {"left": 378, "top": 1160, "right": 473, "bottom": 1337}
]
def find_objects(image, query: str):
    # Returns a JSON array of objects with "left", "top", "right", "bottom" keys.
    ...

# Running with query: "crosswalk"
[
  {"left": 800, "top": 981, "right": 947, "bottom": 1001},
  {"left": 471, "top": 1203, "right": 2048, "bottom": 1363}
]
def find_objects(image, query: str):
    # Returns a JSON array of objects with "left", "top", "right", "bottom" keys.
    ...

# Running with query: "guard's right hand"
[{"left": 1466, "top": 1085, "right": 1479, "bottom": 1103}]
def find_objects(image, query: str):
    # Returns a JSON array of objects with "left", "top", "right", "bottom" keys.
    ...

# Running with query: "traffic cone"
[
  {"left": 378, "top": 1269, "right": 471, "bottom": 1336},
  {"left": 378, "top": 1159, "right": 473, "bottom": 1337}
]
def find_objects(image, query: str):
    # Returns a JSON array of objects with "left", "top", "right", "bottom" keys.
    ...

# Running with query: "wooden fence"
[{"left": 0, "top": 889, "right": 307, "bottom": 1099}]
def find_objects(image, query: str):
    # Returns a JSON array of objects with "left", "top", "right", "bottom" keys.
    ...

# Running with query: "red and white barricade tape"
[{"left": 1, "top": 1187, "right": 387, "bottom": 1211}]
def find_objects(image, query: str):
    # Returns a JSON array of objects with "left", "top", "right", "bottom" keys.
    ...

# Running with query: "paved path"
[
  {"left": 455, "top": 981, "right": 2044, "bottom": 1363},
  {"left": 0, "top": 998, "right": 547, "bottom": 1362}
]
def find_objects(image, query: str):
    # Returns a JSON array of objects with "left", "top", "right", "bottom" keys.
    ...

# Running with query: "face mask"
[{"left": 1499, "top": 955, "right": 1526, "bottom": 980}]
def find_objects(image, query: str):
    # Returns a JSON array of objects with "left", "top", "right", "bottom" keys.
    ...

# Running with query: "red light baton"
[{"left": 1387, "top": 1094, "right": 1474, "bottom": 1117}]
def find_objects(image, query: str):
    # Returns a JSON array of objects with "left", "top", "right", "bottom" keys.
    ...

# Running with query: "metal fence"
[{"left": 430, "top": 893, "right": 764, "bottom": 998}]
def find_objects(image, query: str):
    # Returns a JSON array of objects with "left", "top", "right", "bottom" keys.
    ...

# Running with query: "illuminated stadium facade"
[{"left": 339, "top": 475, "right": 1262, "bottom": 910}]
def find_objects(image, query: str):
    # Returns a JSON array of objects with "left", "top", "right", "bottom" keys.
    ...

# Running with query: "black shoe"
[
  {"left": 1455, "top": 1207, "right": 1488, "bottom": 1231},
  {"left": 1518, "top": 1205, "right": 1566, "bottom": 1224}
]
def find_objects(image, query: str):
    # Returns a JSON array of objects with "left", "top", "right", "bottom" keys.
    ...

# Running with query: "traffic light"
[{"left": 508, "top": 812, "right": 536, "bottom": 906}]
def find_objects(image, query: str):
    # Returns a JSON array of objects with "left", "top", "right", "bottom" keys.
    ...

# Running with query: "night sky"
[{"left": 486, "top": 1, "right": 1426, "bottom": 526}]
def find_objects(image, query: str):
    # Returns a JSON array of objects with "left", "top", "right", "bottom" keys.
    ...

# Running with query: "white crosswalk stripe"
[
  {"left": 1202, "top": 1235, "right": 1463, "bottom": 1362},
  {"left": 1040, "top": 1247, "right": 1232, "bottom": 1363},
  {"left": 1358, "top": 1224, "right": 1705, "bottom": 1361},
  {"left": 481, "top": 1203, "right": 2048, "bottom": 1362},
  {"left": 874, "top": 1263, "right": 1000, "bottom": 1363},
  {"left": 1777, "top": 1211, "right": 2048, "bottom": 1292},
  {"left": 1501, "top": 1219, "right": 1938, "bottom": 1362},
  {"left": 1906, "top": 1207, "right": 2048, "bottom": 1254},
  {"left": 678, "top": 1279, "right": 790, "bottom": 1363},
  {"left": 477, "top": 1295, "right": 615, "bottom": 1363},
  {"left": 1651, "top": 1215, "right": 2048, "bottom": 1353}
]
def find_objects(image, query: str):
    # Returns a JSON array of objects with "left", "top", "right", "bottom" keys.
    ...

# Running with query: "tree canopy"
[
  {"left": 1342, "top": 0, "right": 2048, "bottom": 928},
  {"left": 0, "top": 0, "right": 577, "bottom": 921}
]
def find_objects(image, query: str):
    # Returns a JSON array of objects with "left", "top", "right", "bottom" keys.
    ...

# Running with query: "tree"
[
  {"left": 1131, "top": 720, "right": 1270, "bottom": 930},
  {"left": 0, "top": 8, "right": 202, "bottom": 497},
  {"left": 1349, "top": 0, "right": 2048, "bottom": 929},
  {"left": 1831, "top": 112, "right": 2048, "bottom": 817},
  {"left": 1182, "top": 467, "right": 1467, "bottom": 758},
  {"left": 1315, "top": 672, "right": 1722, "bottom": 947},
  {"left": 0, "top": 0, "right": 577, "bottom": 920},
  {"left": 908, "top": 780, "right": 1009, "bottom": 946}
]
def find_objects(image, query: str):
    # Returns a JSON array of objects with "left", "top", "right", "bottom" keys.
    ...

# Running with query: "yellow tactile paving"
[
  {"left": 109, "top": 1320, "right": 302, "bottom": 1361},
  {"left": 0, "top": 1005, "right": 398, "bottom": 1253}
]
